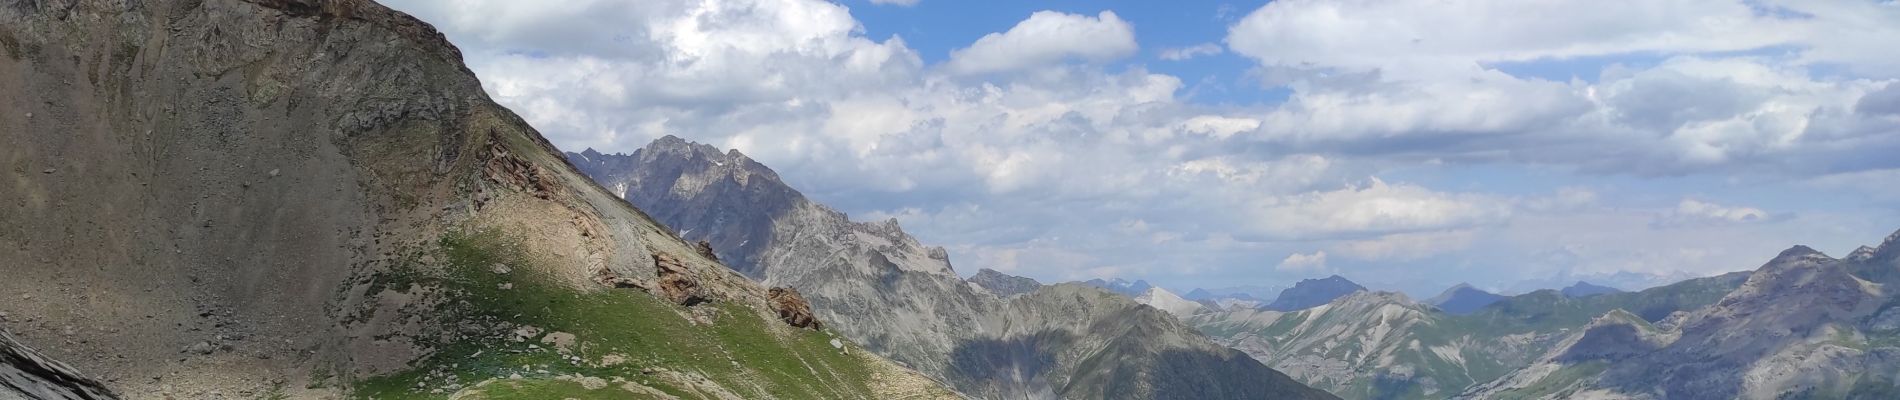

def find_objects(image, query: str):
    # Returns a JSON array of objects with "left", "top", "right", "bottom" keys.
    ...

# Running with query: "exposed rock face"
[
  {"left": 1267, "top": 275, "right": 1367, "bottom": 311},
  {"left": 767, "top": 287, "right": 820, "bottom": 330},
  {"left": 1560, "top": 281, "right": 1624, "bottom": 298},
  {"left": 1426, "top": 283, "right": 1506, "bottom": 315},
  {"left": 0, "top": 1, "right": 953, "bottom": 398},
  {"left": 569, "top": 142, "right": 1338, "bottom": 400},
  {"left": 1, "top": 329, "right": 117, "bottom": 400},
  {"left": 967, "top": 268, "right": 1042, "bottom": 297}
]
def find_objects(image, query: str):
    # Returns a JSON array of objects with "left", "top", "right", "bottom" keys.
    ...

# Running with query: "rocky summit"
[
  {"left": 1267, "top": 275, "right": 1369, "bottom": 311},
  {"left": 968, "top": 268, "right": 1044, "bottom": 297},
  {"left": 1, "top": 1, "right": 954, "bottom": 398},
  {"left": 569, "top": 141, "right": 1338, "bottom": 400}
]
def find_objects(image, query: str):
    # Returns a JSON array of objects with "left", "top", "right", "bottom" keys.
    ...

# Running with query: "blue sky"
[{"left": 384, "top": 0, "right": 1900, "bottom": 297}]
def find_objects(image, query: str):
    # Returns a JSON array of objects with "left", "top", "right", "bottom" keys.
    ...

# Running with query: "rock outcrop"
[
  {"left": 767, "top": 287, "right": 821, "bottom": 330},
  {"left": 653, "top": 253, "right": 709, "bottom": 306},
  {"left": 1, "top": 329, "right": 116, "bottom": 400}
]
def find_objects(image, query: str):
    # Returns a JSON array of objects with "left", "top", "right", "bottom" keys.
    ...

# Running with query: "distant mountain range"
[
  {"left": 1189, "top": 230, "right": 1900, "bottom": 399},
  {"left": 568, "top": 139, "right": 1336, "bottom": 399}
]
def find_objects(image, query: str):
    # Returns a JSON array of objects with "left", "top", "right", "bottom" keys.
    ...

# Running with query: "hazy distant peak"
[{"left": 1560, "top": 281, "right": 1623, "bottom": 298}]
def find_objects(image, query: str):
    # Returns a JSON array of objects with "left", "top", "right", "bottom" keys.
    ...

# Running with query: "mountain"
[
  {"left": 1191, "top": 267, "right": 1752, "bottom": 399},
  {"left": 1428, "top": 283, "right": 1508, "bottom": 315},
  {"left": 967, "top": 268, "right": 1043, "bottom": 297},
  {"left": 1462, "top": 237, "right": 1900, "bottom": 399},
  {"left": 1267, "top": 275, "right": 1369, "bottom": 311},
  {"left": 1081, "top": 278, "right": 1156, "bottom": 297},
  {"left": 569, "top": 142, "right": 1337, "bottom": 399},
  {"left": 1561, "top": 281, "right": 1625, "bottom": 298},
  {"left": 1134, "top": 287, "right": 1207, "bottom": 318},
  {"left": 0, "top": 2, "right": 953, "bottom": 398},
  {"left": 1186, "top": 285, "right": 1286, "bottom": 301}
]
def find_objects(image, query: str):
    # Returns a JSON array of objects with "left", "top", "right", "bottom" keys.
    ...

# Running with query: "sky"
[{"left": 382, "top": 0, "right": 1900, "bottom": 297}]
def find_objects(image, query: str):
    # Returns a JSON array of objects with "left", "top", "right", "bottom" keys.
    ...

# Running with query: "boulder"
[
  {"left": 768, "top": 287, "right": 821, "bottom": 330},
  {"left": 654, "top": 253, "right": 708, "bottom": 306}
]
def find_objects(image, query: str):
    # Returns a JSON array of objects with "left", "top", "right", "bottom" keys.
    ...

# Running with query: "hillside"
[{"left": 0, "top": 1, "right": 953, "bottom": 398}]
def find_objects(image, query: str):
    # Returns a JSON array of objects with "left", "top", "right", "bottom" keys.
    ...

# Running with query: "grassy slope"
[{"left": 347, "top": 230, "right": 922, "bottom": 399}]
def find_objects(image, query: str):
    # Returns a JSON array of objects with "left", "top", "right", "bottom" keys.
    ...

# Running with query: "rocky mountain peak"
[
  {"left": 1847, "top": 245, "right": 1879, "bottom": 262},
  {"left": 1266, "top": 275, "right": 1368, "bottom": 311},
  {"left": 967, "top": 268, "right": 1042, "bottom": 297}
]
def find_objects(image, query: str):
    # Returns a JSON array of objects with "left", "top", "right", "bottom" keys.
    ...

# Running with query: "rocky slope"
[
  {"left": 0, "top": 1, "right": 953, "bottom": 398},
  {"left": 1267, "top": 275, "right": 1369, "bottom": 311},
  {"left": 1427, "top": 284, "right": 1507, "bottom": 315},
  {"left": 1462, "top": 236, "right": 1900, "bottom": 399},
  {"left": 1191, "top": 269, "right": 1752, "bottom": 399},
  {"left": 1133, "top": 287, "right": 1206, "bottom": 319},
  {"left": 968, "top": 268, "right": 1044, "bottom": 297},
  {"left": 569, "top": 141, "right": 1338, "bottom": 399}
]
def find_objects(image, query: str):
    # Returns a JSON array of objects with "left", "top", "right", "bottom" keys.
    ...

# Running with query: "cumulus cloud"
[
  {"left": 1244, "top": 178, "right": 1513, "bottom": 240},
  {"left": 377, "top": 0, "right": 1900, "bottom": 291},
  {"left": 1277, "top": 251, "right": 1331, "bottom": 273},
  {"left": 943, "top": 11, "right": 1138, "bottom": 75},
  {"left": 1159, "top": 43, "right": 1223, "bottom": 61}
]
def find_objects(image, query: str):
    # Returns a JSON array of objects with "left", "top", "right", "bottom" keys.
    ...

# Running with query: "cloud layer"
[{"left": 382, "top": 0, "right": 1900, "bottom": 295}]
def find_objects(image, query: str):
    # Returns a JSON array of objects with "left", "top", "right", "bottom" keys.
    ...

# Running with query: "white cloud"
[
  {"left": 1334, "top": 230, "right": 1476, "bottom": 262},
  {"left": 943, "top": 11, "right": 1138, "bottom": 75},
  {"left": 1159, "top": 43, "right": 1223, "bottom": 61},
  {"left": 1227, "top": 0, "right": 1801, "bottom": 79},
  {"left": 1277, "top": 251, "right": 1331, "bottom": 273},
  {"left": 377, "top": 0, "right": 1900, "bottom": 292},
  {"left": 1654, "top": 199, "right": 1775, "bottom": 227},
  {"left": 1245, "top": 178, "right": 1513, "bottom": 240}
]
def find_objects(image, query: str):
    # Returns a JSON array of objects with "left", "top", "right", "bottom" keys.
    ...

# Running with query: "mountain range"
[{"left": 568, "top": 140, "right": 1335, "bottom": 399}]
